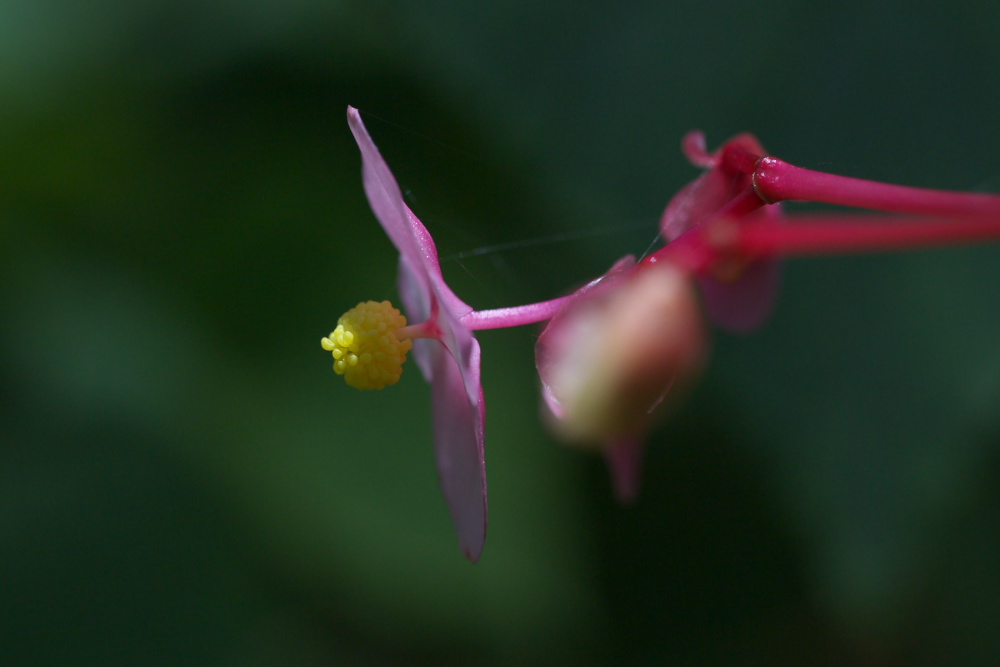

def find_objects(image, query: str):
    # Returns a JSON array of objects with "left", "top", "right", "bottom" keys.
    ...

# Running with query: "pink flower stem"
[
  {"left": 753, "top": 156, "right": 1000, "bottom": 217},
  {"left": 732, "top": 215, "right": 1000, "bottom": 258},
  {"left": 644, "top": 234, "right": 715, "bottom": 275},
  {"left": 461, "top": 295, "right": 575, "bottom": 331},
  {"left": 646, "top": 189, "right": 766, "bottom": 272}
]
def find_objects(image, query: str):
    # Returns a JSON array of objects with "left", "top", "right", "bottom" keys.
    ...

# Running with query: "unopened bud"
[{"left": 536, "top": 260, "right": 708, "bottom": 446}]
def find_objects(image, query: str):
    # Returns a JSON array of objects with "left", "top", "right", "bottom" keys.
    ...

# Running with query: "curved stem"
[{"left": 461, "top": 295, "right": 574, "bottom": 331}]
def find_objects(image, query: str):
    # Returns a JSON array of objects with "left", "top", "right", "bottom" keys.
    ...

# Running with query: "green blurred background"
[{"left": 3, "top": 1, "right": 1000, "bottom": 664}]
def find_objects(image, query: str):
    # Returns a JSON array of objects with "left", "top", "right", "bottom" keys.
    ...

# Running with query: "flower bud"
[{"left": 536, "top": 260, "right": 708, "bottom": 447}]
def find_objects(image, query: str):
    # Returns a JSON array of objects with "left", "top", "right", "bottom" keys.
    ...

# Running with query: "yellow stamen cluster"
[{"left": 321, "top": 300, "right": 413, "bottom": 390}]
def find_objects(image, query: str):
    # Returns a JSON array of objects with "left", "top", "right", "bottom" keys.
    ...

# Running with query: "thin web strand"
[{"left": 440, "top": 219, "right": 654, "bottom": 263}]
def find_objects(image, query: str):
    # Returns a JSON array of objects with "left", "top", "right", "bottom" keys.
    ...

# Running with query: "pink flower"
[
  {"left": 338, "top": 109, "right": 1000, "bottom": 547},
  {"left": 341, "top": 107, "right": 570, "bottom": 561},
  {"left": 347, "top": 107, "right": 486, "bottom": 561}
]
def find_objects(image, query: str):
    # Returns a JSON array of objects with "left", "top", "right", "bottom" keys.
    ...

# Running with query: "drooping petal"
[
  {"left": 410, "top": 265, "right": 488, "bottom": 561},
  {"left": 427, "top": 333, "right": 487, "bottom": 562}
]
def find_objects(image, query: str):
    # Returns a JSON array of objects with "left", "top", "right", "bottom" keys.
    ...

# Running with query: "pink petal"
[
  {"left": 397, "top": 255, "right": 435, "bottom": 380},
  {"left": 431, "top": 293, "right": 488, "bottom": 561},
  {"left": 347, "top": 108, "right": 474, "bottom": 322},
  {"left": 697, "top": 200, "right": 785, "bottom": 333},
  {"left": 697, "top": 258, "right": 781, "bottom": 333},
  {"left": 660, "top": 174, "right": 716, "bottom": 241},
  {"left": 347, "top": 107, "right": 427, "bottom": 272},
  {"left": 426, "top": 332, "right": 487, "bottom": 562}
]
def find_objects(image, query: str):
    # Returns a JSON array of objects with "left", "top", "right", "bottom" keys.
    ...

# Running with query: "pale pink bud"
[{"left": 536, "top": 260, "right": 708, "bottom": 447}]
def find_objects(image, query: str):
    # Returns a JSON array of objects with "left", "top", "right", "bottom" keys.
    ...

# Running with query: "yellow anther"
[{"left": 321, "top": 300, "right": 413, "bottom": 390}]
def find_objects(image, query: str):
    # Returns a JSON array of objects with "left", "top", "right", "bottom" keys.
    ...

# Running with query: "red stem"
[
  {"left": 735, "top": 215, "right": 1000, "bottom": 257},
  {"left": 754, "top": 157, "right": 1000, "bottom": 217}
]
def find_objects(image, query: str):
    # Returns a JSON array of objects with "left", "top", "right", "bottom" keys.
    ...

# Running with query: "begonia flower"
[
  {"left": 338, "top": 105, "right": 485, "bottom": 561},
  {"left": 328, "top": 107, "right": 1000, "bottom": 554},
  {"left": 325, "top": 107, "right": 569, "bottom": 561}
]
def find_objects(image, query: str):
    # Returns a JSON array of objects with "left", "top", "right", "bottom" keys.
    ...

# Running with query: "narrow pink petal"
[
  {"left": 604, "top": 436, "right": 645, "bottom": 505},
  {"left": 427, "top": 335, "right": 487, "bottom": 562},
  {"left": 398, "top": 245, "right": 487, "bottom": 560},
  {"left": 347, "top": 108, "right": 474, "bottom": 317},
  {"left": 660, "top": 175, "right": 715, "bottom": 241},
  {"left": 395, "top": 233, "right": 487, "bottom": 561},
  {"left": 347, "top": 107, "right": 426, "bottom": 270}
]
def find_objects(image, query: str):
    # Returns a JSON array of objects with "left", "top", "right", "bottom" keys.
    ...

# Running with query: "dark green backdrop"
[{"left": 3, "top": 1, "right": 1000, "bottom": 663}]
